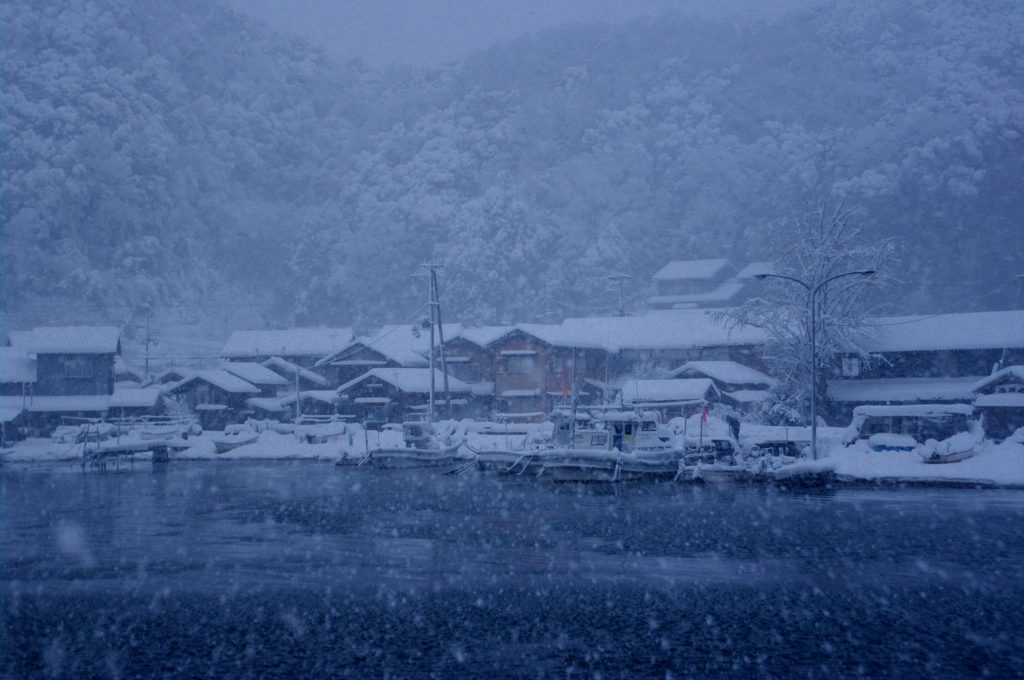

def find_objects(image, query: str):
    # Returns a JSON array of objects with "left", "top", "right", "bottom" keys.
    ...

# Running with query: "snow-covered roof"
[
  {"left": 165, "top": 370, "right": 260, "bottom": 395},
  {"left": 452, "top": 326, "right": 512, "bottom": 348},
  {"left": 8, "top": 326, "right": 120, "bottom": 354},
  {"left": 0, "top": 408, "right": 23, "bottom": 423},
  {"left": 828, "top": 377, "right": 980, "bottom": 403},
  {"left": 648, "top": 282, "right": 746, "bottom": 307},
  {"left": 0, "top": 348, "right": 37, "bottom": 384},
  {"left": 974, "top": 393, "right": 1024, "bottom": 408},
  {"left": 221, "top": 362, "right": 289, "bottom": 386},
  {"left": 735, "top": 262, "right": 775, "bottom": 280},
  {"left": 260, "top": 357, "right": 328, "bottom": 387},
  {"left": 109, "top": 388, "right": 163, "bottom": 409},
  {"left": 0, "top": 395, "right": 111, "bottom": 413},
  {"left": 557, "top": 311, "right": 767, "bottom": 352},
  {"left": 620, "top": 378, "right": 717, "bottom": 405},
  {"left": 247, "top": 397, "right": 287, "bottom": 412},
  {"left": 851, "top": 404, "right": 975, "bottom": 417},
  {"left": 670, "top": 360, "right": 777, "bottom": 387},
  {"left": 652, "top": 259, "right": 734, "bottom": 281},
  {"left": 972, "top": 366, "right": 1024, "bottom": 394},
  {"left": 861, "top": 311, "right": 1024, "bottom": 352},
  {"left": 280, "top": 390, "right": 340, "bottom": 406},
  {"left": 317, "top": 324, "right": 461, "bottom": 368},
  {"left": 722, "top": 389, "right": 771, "bottom": 403},
  {"left": 150, "top": 367, "right": 195, "bottom": 385},
  {"left": 221, "top": 328, "right": 353, "bottom": 358},
  {"left": 338, "top": 368, "right": 470, "bottom": 395},
  {"left": 502, "top": 389, "right": 541, "bottom": 398}
]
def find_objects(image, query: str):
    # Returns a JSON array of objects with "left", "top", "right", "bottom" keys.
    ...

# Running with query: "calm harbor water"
[{"left": 3, "top": 460, "right": 1024, "bottom": 678}]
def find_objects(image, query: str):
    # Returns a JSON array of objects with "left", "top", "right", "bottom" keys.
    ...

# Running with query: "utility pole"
[
  {"left": 143, "top": 305, "right": 151, "bottom": 378},
  {"left": 606, "top": 273, "right": 634, "bottom": 317},
  {"left": 429, "top": 264, "right": 452, "bottom": 419}
]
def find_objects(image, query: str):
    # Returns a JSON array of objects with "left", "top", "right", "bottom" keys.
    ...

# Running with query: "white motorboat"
[{"left": 360, "top": 421, "right": 466, "bottom": 469}]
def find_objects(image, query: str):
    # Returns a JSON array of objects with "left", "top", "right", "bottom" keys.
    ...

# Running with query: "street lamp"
[{"left": 754, "top": 269, "right": 875, "bottom": 460}]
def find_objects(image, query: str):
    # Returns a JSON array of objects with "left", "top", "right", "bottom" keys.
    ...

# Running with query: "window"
[
  {"left": 64, "top": 360, "right": 93, "bottom": 379},
  {"left": 701, "top": 348, "right": 729, "bottom": 361},
  {"left": 507, "top": 397, "right": 539, "bottom": 414},
  {"left": 364, "top": 405, "right": 388, "bottom": 423},
  {"left": 547, "top": 356, "right": 563, "bottom": 373},
  {"left": 448, "top": 363, "right": 481, "bottom": 382},
  {"left": 507, "top": 356, "right": 534, "bottom": 374},
  {"left": 842, "top": 357, "right": 861, "bottom": 377}
]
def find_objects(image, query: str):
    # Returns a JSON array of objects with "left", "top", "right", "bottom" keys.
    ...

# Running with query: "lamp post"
[{"left": 754, "top": 269, "right": 875, "bottom": 460}]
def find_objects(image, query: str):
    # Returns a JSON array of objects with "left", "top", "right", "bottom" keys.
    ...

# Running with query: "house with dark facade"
[
  {"left": 313, "top": 324, "right": 463, "bottom": 388},
  {"left": 337, "top": 368, "right": 471, "bottom": 426},
  {"left": 162, "top": 369, "right": 260, "bottom": 430},
  {"left": 438, "top": 326, "right": 509, "bottom": 419},
  {"left": 221, "top": 328, "right": 353, "bottom": 367},
  {"left": 827, "top": 311, "right": 1024, "bottom": 424},
  {"left": 669, "top": 360, "right": 777, "bottom": 413},
  {"left": 2, "top": 326, "right": 122, "bottom": 434}
]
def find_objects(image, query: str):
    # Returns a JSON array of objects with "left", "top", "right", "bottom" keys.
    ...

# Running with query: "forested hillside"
[{"left": 3, "top": 0, "right": 1022, "bottom": 341}]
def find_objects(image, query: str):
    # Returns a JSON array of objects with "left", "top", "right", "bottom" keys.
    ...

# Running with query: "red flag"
[{"left": 701, "top": 407, "right": 708, "bottom": 423}]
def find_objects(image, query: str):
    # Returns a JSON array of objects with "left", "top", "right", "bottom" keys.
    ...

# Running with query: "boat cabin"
[{"left": 842, "top": 404, "right": 977, "bottom": 446}]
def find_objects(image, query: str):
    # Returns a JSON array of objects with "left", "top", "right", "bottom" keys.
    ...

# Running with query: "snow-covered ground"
[
  {"left": 781, "top": 437, "right": 1024, "bottom": 487},
  {"left": 5, "top": 425, "right": 1023, "bottom": 487}
]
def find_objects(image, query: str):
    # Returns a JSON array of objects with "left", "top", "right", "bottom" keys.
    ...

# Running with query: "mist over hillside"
[{"left": 3, "top": 0, "right": 1022, "bottom": 347}]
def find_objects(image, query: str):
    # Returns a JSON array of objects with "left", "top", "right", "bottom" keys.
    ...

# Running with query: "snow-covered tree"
[{"left": 721, "top": 201, "right": 896, "bottom": 425}]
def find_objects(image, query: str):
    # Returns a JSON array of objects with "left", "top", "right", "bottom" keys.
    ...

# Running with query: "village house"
[
  {"left": 313, "top": 324, "right": 464, "bottom": 388},
  {"left": 221, "top": 328, "right": 353, "bottom": 367},
  {"left": 972, "top": 366, "right": 1024, "bottom": 442},
  {"left": 221, "top": 362, "right": 289, "bottom": 397},
  {"left": 647, "top": 259, "right": 774, "bottom": 310},
  {"left": 668, "top": 360, "right": 777, "bottom": 413},
  {"left": 827, "top": 311, "right": 1024, "bottom": 424},
  {"left": 438, "top": 326, "right": 509, "bottom": 419},
  {"left": 280, "top": 390, "right": 342, "bottom": 418},
  {"left": 162, "top": 369, "right": 260, "bottom": 430},
  {"left": 484, "top": 325, "right": 609, "bottom": 420},
  {"left": 1, "top": 326, "right": 123, "bottom": 435},
  {"left": 337, "top": 368, "right": 471, "bottom": 426}
]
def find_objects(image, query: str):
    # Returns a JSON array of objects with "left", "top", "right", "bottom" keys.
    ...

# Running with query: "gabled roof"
[
  {"left": 620, "top": 378, "right": 717, "bottom": 404},
  {"left": 221, "top": 328, "right": 353, "bottom": 358},
  {"left": 221, "top": 362, "right": 289, "bottom": 386},
  {"left": 109, "top": 388, "right": 163, "bottom": 409},
  {"left": 317, "top": 324, "right": 459, "bottom": 368},
  {"left": 164, "top": 369, "right": 260, "bottom": 395},
  {"left": 338, "top": 368, "right": 470, "bottom": 395},
  {"left": 0, "top": 348, "right": 37, "bottom": 384},
  {"left": 449, "top": 326, "right": 512, "bottom": 349},
  {"left": 862, "top": 311, "right": 1024, "bottom": 353},
  {"left": 652, "top": 259, "right": 734, "bottom": 281},
  {"left": 647, "top": 281, "right": 745, "bottom": 307},
  {"left": 260, "top": 357, "right": 328, "bottom": 387},
  {"left": 669, "top": 361, "right": 778, "bottom": 388},
  {"left": 8, "top": 326, "right": 120, "bottom": 354},
  {"left": 972, "top": 366, "right": 1024, "bottom": 394},
  {"left": 150, "top": 367, "right": 196, "bottom": 385},
  {"left": 280, "top": 390, "right": 341, "bottom": 406}
]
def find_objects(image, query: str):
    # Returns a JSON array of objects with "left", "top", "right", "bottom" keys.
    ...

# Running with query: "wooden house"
[
  {"left": 972, "top": 366, "right": 1024, "bottom": 441},
  {"left": 669, "top": 360, "right": 777, "bottom": 413},
  {"left": 162, "top": 369, "right": 260, "bottom": 430},
  {"left": 337, "top": 368, "right": 471, "bottom": 425},
  {"left": 0, "top": 347, "right": 36, "bottom": 397},
  {"left": 7, "top": 326, "right": 120, "bottom": 397},
  {"left": 280, "top": 391, "right": 342, "bottom": 418},
  {"left": 260, "top": 357, "right": 328, "bottom": 392},
  {"left": 314, "top": 324, "right": 456, "bottom": 388},
  {"left": 439, "top": 326, "right": 508, "bottom": 419},
  {"left": 828, "top": 311, "right": 1024, "bottom": 424}
]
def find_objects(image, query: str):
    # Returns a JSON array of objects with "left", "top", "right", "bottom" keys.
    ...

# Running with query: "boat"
[
  {"left": 919, "top": 432, "right": 979, "bottom": 464},
  {"left": 537, "top": 411, "right": 684, "bottom": 482},
  {"left": 674, "top": 413, "right": 743, "bottom": 482},
  {"left": 213, "top": 424, "right": 260, "bottom": 453},
  {"left": 359, "top": 420, "right": 466, "bottom": 470}
]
